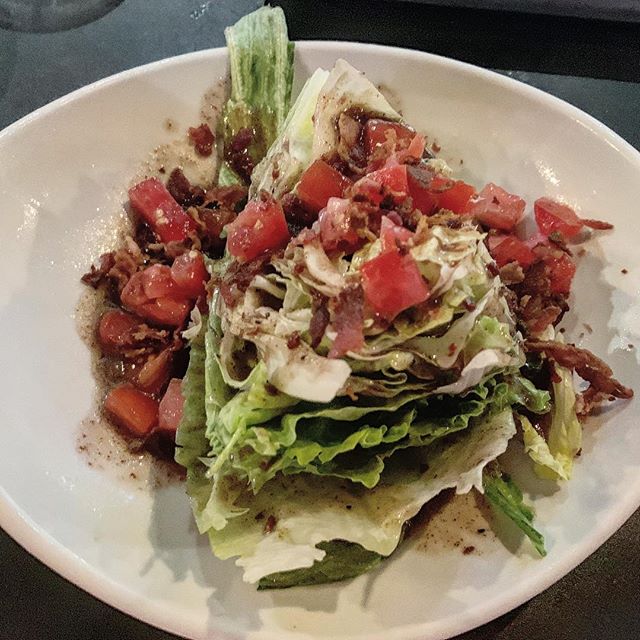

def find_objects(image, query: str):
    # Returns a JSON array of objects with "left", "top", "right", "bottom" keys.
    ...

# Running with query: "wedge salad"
[{"left": 82, "top": 7, "right": 633, "bottom": 588}]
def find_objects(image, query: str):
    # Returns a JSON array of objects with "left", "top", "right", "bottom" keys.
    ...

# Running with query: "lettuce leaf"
[
  {"left": 220, "top": 6, "right": 294, "bottom": 185},
  {"left": 483, "top": 465, "right": 546, "bottom": 556},
  {"left": 258, "top": 541, "right": 383, "bottom": 589},
  {"left": 521, "top": 364, "right": 581, "bottom": 481},
  {"left": 207, "top": 409, "right": 516, "bottom": 583}
]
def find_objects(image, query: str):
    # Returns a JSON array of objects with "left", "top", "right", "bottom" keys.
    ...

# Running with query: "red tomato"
[
  {"left": 467, "top": 183, "right": 525, "bottom": 230},
  {"left": 406, "top": 165, "right": 438, "bottom": 215},
  {"left": 158, "top": 378, "right": 184, "bottom": 433},
  {"left": 226, "top": 195, "right": 290, "bottom": 262},
  {"left": 171, "top": 251, "right": 208, "bottom": 298},
  {"left": 296, "top": 160, "right": 352, "bottom": 212},
  {"left": 545, "top": 252, "right": 576, "bottom": 294},
  {"left": 488, "top": 235, "right": 535, "bottom": 268},
  {"left": 121, "top": 272, "right": 191, "bottom": 327},
  {"left": 430, "top": 175, "right": 476, "bottom": 214},
  {"left": 318, "top": 197, "right": 361, "bottom": 252},
  {"left": 128, "top": 178, "right": 198, "bottom": 243},
  {"left": 353, "top": 164, "right": 409, "bottom": 206},
  {"left": 363, "top": 119, "right": 416, "bottom": 156},
  {"left": 534, "top": 197, "right": 583, "bottom": 238},
  {"left": 104, "top": 385, "right": 159, "bottom": 437},
  {"left": 141, "top": 264, "right": 178, "bottom": 299},
  {"left": 380, "top": 215, "right": 413, "bottom": 252},
  {"left": 361, "top": 249, "right": 430, "bottom": 320},
  {"left": 98, "top": 310, "right": 143, "bottom": 355}
]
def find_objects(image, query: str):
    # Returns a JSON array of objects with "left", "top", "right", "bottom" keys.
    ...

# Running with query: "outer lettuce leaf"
[
  {"left": 521, "top": 364, "right": 581, "bottom": 481},
  {"left": 483, "top": 465, "right": 546, "bottom": 556},
  {"left": 258, "top": 541, "right": 382, "bottom": 589},
  {"left": 250, "top": 69, "right": 330, "bottom": 199},
  {"left": 207, "top": 409, "right": 516, "bottom": 583},
  {"left": 220, "top": 6, "right": 294, "bottom": 185}
]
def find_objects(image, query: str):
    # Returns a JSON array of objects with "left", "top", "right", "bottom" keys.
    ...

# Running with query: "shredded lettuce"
[
  {"left": 219, "top": 6, "right": 294, "bottom": 185},
  {"left": 483, "top": 465, "right": 546, "bottom": 556}
]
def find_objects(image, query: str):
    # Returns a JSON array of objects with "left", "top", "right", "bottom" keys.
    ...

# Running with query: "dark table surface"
[{"left": 1, "top": 1, "right": 639, "bottom": 638}]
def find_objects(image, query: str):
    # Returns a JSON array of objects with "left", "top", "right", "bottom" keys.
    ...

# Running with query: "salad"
[{"left": 82, "top": 7, "right": 632, "bottom": 589}]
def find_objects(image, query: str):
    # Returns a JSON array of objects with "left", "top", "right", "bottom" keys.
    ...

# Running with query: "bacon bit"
[
  {"left": 431, "top": 141, "right": 441, "bottom": 153},
  {"left": 581, "top": 218, "right": 614, "bottom": 231},
  {"left": 309, "top": 292, "right": 330, "bottom": 348},
  {"left": 264, "top": 515, "right": 277, "bottom": 534},
  {"left": 254, "top": 511, "right": 265, "bottom": 521},
  {"left": 188, "top": 123, "right": 215, "bottom": 157},
  {"left": 463, "top": 546, "right": 475, "bottom": 555},
  {"left": 218, "top": 252, "right": 272, "bottom": 307},
  {"left": 448, "top": 343, "right": 457, "bottom": 356},
  {"left": 287, "top": 332, "right": 301, "bottom": 349},
  {"left": 226, "top": 127, "right": 255, "bottom": 182},
  {"left": 621, "top": 268, "right": 629, "bottom": 275},
  {"left": 264, "top": 383, "right": 279, "bottom": 396},
  {"left": 328, "top": 283, "right": 365, "bottom": 358},
  {"left": 166, "top": 168, "right": 205, "bottom": 207},
  {"left": 463, "top": 298, "right": 477, "bottom": 311}
]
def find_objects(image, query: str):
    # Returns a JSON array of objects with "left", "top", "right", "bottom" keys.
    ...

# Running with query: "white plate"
[{"left": 0, "top": 42, "right": 638, "bottom": 640}]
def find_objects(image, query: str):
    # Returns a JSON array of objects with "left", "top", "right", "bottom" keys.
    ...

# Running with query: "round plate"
[{"left": 0, "top": 42, "right": 638, "bottom": 640}]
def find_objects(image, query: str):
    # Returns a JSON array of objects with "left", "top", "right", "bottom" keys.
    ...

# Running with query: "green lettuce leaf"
[
  {"left": 220, "top": 6, "right": 294, "bottom": 185},
  {"left": 258, "top": 541, "right": 383, "bottom": 589},
  {"left": 483, "top": 465, "right": 546, "bottom": 556},
  {"left": 521, "top": 363, "right": 581, "bottom": 481}
]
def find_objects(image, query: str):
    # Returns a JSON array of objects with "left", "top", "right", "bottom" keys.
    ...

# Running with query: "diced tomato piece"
[
  {"left": 430, "top": 175, "right": 477, "bottom": 214},
  {"left": 171, "top": 251, "right": 208, "bottom": 298},
  {"left": 128, "top": 178, "right": 198, "bottom": 243},
  {"left": 488, "top": 235, "right": 535, "bottom": 268},
  {"left": 364, "top": 119, "right": 416, "bottom": 156},
  {"left": 361, "top": 249, "right": 430, "bottom": 320},
  {"left": 141, "top": 264, "right": 178, "bottom": 299},
  {"left": 158, "top": 378, "right": 184, "bottom": 433},
  {"left": 121, "top": 272, "right": 191, "bottom": 327},
  {"left": 380, "top": 215, "right": 413, "bottom": 252},
  {"left": 297, "top": 160, "right": 353, "bottom": 213},
  {"left": 226, "top": 195, "right": 290, "bottom": 262},
  {"left": 318, "top": 197, "right": 362, "bottom": 252},
  {"left": 104, "top": 385, "right": 159, "bottom": 437},
  {"left": 467, "top": 183, "right": 525, "bottom": 230},
  {"left": 534, "top": 197, "right": 583, "bottom": 238},
  {"left": 545, "top": 252, "right": 576, "bottom": 294},
  {"left": 406, "top": 165, "right": 438, "bottom": 215},
  {"left": 98, "top": 310, "right": 143, "bottom": 355},
  {"left": 406, "top": 134, "right": 426, "bottom": 160},
  {"left": 135, "top": 348, "right": 173, "bottom": 394},
  {"left": 353, "top": 164, "right": 409, "bottom": 206}
]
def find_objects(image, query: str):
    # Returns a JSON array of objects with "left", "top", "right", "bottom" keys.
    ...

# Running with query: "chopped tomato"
[
  {"left": 98, "top": 310, "right": 143, "bottom": 355},
  {"left": 121, "top": 271, "right": 191, "bottom": 327},
  {"left": 361, "top": 249, "right": 430, "bottom": 320},
  {"left": 467, "top": 183, "right": 525, "bottom": 230},
  {"left": 158, "top": 378, "right": 184, "bottom": 433},
  {"left": 430, "top": 175, "right": 476, "bottom": 214},
  {"left": 136, "top": 348, "right": 173, "bottom": 394},
  {"left": 171, "top": 251, "right": 208, "bottom": 298},
  {"left": 104, "top": 385, "right": 159, "bottom": 437},
  {"left": 407, "top": 164, "right": 438, "bottom": 215},
  {"left": 296, "top": 160, "right": 352, "bottom": 212},
  {"left": 380, "top": 215, "right": 413, "bottom": 252},
  {"left": 488, "top": 235, "right": 535, "bottom": 268},
  {"left": 226, "top": 195, "right": 290, "bottom": 262},
  {"left": 318, "top": 197, "right": 361, "bottom": 252},
  {"left": 353, "top": 164, "right": 409, "bottom": 206},
  {"left": 545, "top": 252, "right": 576, "bottom": 294},
  {"left": 141, "top": 264, "right": 178, "bottom": 299},
  {"left": 128, "top": 178, "right": 198, "bottom": 243},
  {"left": 363, "top": 119, "right": 415, "bottom": 156},
  {"left": 534, "top": 197, "right": 583, "bottom": 238},
  {"left": 405, "top": 134, "right": 426, "bottom": 161}
]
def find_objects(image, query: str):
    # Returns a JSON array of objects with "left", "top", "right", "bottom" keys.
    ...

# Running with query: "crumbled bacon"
[
  {"left": 82, "top": 237, "right": 145, "bottom": 294},
  {"left": 218, "top": 253, "right": 272, "bottom": 307},
  {"left": 188, "top": 123, "right": 215, "bottom": 157},
  {"left": 498, "top": 261, "right": 525, "bottom": 285},
  {"left": 309, "top": 292, "right": 330, "bottom": 348},
  {"left": 525, "top": 340, "right": 633, "bottom": 416},
  {"left": 281, "top": 192, "right": 318, "bottom": 235},
  {"left": 166, "top": 168, "right": 205, "bottom": 207},
  {"left": 226, "top": 127, "right": 255, "bottom": 182},
  {"left": 203, "top": 184, "right": 248, "bottom": 211},
  {"left": 328, "top": 283, "right": 365, "bottom": 358}
]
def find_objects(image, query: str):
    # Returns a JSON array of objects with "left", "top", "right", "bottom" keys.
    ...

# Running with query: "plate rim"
[{"left": 1, "top": 40, "right": 639, "bottom": 640}]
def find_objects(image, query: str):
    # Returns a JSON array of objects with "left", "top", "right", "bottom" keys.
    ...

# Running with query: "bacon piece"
[
  {"left": 203, "top": 184, "right": 248, "bottom": 211},
  {"left": 218, "top": 253, "right": 272, "bottom": 307},
  {"left": 82, "top": 237, "right": 145, "bottom": 294},
  {"left": 309, "top": 292, "right": 330, "bottom": 349},
  {"left": 188, "top": 123, "right": 215, "bottom": 156},
  {"left": 328, "top": 284, "right": 365, "bottom": 358},
  {"left": 281, "top": 192, "right": 318, "bottom": 235},
  {"left": 166, "top": 168, "right": 205, "bottom": 207},
  {"left": 525, "top": 340, "right": 633, "bottom": 415}
]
